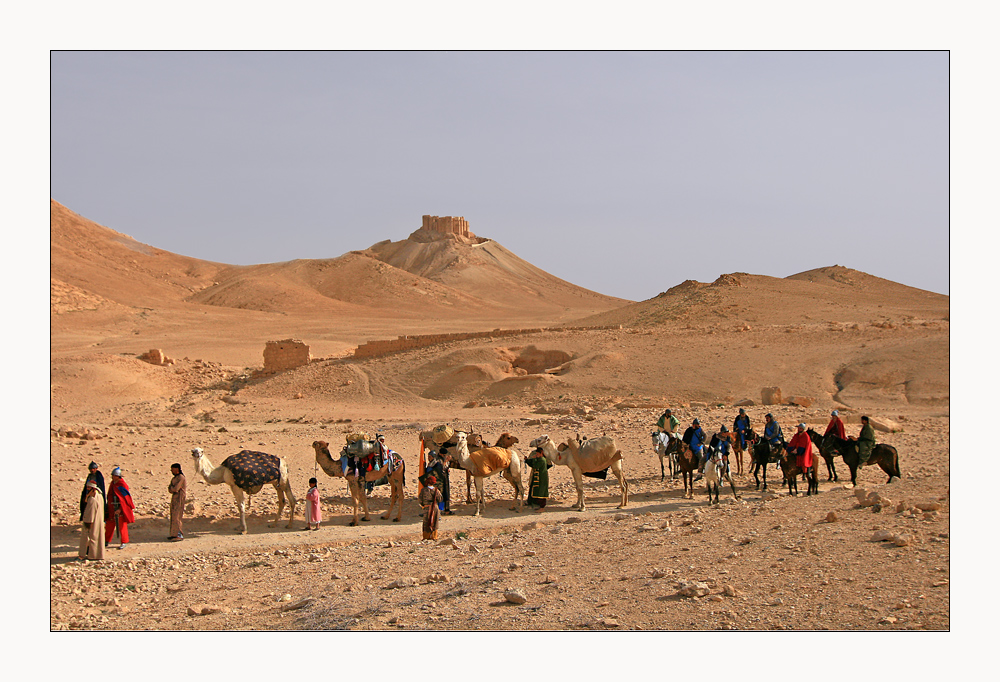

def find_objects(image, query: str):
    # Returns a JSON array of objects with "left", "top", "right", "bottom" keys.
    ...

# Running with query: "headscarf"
[{"left": 425, "top": 475, "right": 437, "bottom": 486}]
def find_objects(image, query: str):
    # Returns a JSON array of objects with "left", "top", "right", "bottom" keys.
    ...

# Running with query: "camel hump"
[
  {"left": 223, "top": 451, "right": 282, "bottom": 493},
  {"left": 468, "top": 447, "right": 513, "bottom": 476}
]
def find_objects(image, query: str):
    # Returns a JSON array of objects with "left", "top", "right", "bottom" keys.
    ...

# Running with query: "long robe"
[
  {"left": 105, "top": 478, "right": 135, "bottom": 544},
  {"left": 305, "top": 486, "right": 322, "bottom": 525},
  {"left": 824, "top": 417, "right": 846, "bottom": 440},
  {"left": 857, "top": 423, "right": 876, "bottom": 463},
  {"left": 79, "top": 492, "right": 105, "bottom": 560},
  {"left": 168, "top": 473, "right": 186, "bottom": 537},
  {"left": 419, "top": 485, "right": 443, "bottom": 539},
  {"left": 79, "top": 470, "right": 106, "bottom": 521},
  {"left": 787, "top": 431, "right": 814, "bottom": 469},
  {"left": 526, "top": 454, "right": 551, "bottom": 505}
]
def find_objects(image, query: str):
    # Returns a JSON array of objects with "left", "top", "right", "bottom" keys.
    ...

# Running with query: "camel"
[
  {"left": 439, "top": 432, "right": 524, "bottom": 516},
  {"left": 530, "top": 434, "right": 629, "bottom": 511},
  {"left": 651, "top": 430, "right": 681, "bottom": 480},
  {"left": 311, "top": 440, "right": 405, "bottom": 526},
  {"left": 448, "top": 432, "right": 520, "bottom": 504},
  {"left": 190, "top": 447, "right": 296, "bottom": 534}
]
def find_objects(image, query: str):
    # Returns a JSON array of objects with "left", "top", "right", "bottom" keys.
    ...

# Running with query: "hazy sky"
[{"left": 51, "top": 51, "right": 949, "bottom": 299}]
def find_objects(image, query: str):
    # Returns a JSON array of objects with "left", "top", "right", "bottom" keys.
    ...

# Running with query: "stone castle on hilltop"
[{"left": 422, "top": 215, "right": 471, "bottom": 239}]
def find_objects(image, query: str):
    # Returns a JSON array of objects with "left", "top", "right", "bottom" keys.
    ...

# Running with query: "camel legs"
[
  {"left": 473, "top": 477, "right": 486, "bottom": 517},
  {"left": 381, "top": 472, "right": 405, "bottom": 522},
  {"left": 466, "top": 471, "right": 473, "bottom": 505},
  {"left": 569, "top": 467, "right": 586, "bottom": 511},
  {"left": 501, "top": 460, "right": 524, "bottom": 511},
  {"left": 269, "top": 485, "right": 285, "bottom": 528},
  {"left": 610, "top": 459, "right": 629, "bottom": 508},
  {"left": 228, "top": 484, "right": 248, "bottom": 534},
  {"left": 347, "top": 477, "right": 371, "bottom": 526}
]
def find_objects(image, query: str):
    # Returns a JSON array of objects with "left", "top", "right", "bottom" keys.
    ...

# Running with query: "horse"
[
  {"left": 806, "top": 428, "right": 839, "bottom": 482},
  {"left": 730, "top": 428, "right": 749, "bottom": 476},
  {"left": 704, "top": 443, "right": 741, "bottom": 503},
  {"left": 650, "top": 430, "right": 681, "bottom": 480},
  {"left": 819, "top": 433, "right": 901, "bottom": 486},
  {"left": 749, "top": 429, "right": 784, "bottom": 491},
  {"left": 677, "top": 442, "right": 699, "bottom": 499},
  {"left": 778, "top": 445, "right": 818, "bottom": 496}
]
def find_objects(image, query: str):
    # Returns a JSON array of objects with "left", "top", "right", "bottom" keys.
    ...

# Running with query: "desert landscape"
[{"left": 50, "top": 199, "right": 949, "bottom": 632}]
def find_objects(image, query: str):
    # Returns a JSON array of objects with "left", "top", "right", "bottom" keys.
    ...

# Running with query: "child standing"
[{"left": 305, "top": 477, "right": 321, "bottom": 531}]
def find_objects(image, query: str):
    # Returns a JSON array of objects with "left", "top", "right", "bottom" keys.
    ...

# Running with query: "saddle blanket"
[
  {"left": 468, "top": 447, "right": 512, "bottom": 477},
  {"left": 222, "top": 450, "right": 280, "bottom": 494}
]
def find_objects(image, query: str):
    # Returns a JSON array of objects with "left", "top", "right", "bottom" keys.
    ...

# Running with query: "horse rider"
[
  {"left": 657, "top": 408, "right": 681, "bottom": 448},
  {"left": 689, "top": 419, "right": 707, "bottom": 479},
  {"left": 785, "top": 423, "right": 814, "bottom": 474},
  {"left": 732, "top": 408, "right": 751, "bottom": 451},
  {"left": 714, "top": 426, "right": 733, "bottom": 474},
  {"left": 824, "top": 410, "right": 846, "bottom": 439},
  {"left": 763, "top": 413, "right": 784, "bottom": 448},
  {"left": 852, "top": 415, "right": 876, "bottom": 466}
]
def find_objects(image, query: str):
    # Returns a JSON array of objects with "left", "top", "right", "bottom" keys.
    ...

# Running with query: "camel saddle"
[
  {"left": 221, "top": 450, "right": 280, "bottom": 495},
  {"left": 467, "top": 446, "right": 512, "bottom": 477}
]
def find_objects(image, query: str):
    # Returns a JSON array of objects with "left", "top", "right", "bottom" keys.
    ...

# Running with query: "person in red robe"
[
  {"left": 786, "top": 423, "right": 814, "bottom": 471},
  {"left": 824, "top": 410, "right": 846, "bottom": 439},
  {"left": 105, "top": 467, "right": 136, "bottom": 549}
]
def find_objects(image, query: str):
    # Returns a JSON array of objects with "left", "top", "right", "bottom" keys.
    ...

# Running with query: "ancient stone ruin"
[
  {"left": 262, "top": 339, "right": 310, "bottom": 374},
  {"left": 422, "top": 215, "right": 471, "bottom": 239},
  {"left": 138, "top": 349, "right": 174, "bottom": 366}
]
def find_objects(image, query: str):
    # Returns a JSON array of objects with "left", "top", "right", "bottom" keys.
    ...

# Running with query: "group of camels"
[{"left": 189, "top": 420, "right": 899, "bottom": 534}]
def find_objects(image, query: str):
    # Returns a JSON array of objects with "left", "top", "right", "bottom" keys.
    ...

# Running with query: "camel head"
[
  {"left": 312, "top": 440, "right": 330, "bottom": 455},
  {"left": 530, "top": 435, "right": 564, "bottom": 465},
  {"left": 467, "top": 433, "right": 484, "bottom": 448},
  {"left": 495, "top": 432, "right": 519, "bottom": 449}
]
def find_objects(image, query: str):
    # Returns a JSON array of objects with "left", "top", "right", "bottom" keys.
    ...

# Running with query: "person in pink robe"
[{"left": 304, "top": 478, "right": 321, "bottom": 530}]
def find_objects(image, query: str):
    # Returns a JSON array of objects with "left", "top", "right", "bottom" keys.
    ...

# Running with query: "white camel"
[
  {"left": 190, "top": 447, "right": 296, "bottom": 534},
  {"left": 441, "top": 432, "right": 524, "bottom": 517},
  {"left": 530, "top": 434, "right": 629, "bottom": 511}
]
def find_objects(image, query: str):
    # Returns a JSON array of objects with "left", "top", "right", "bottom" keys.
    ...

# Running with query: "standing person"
[
  {"left": 78, "top": 481, "right": 105, "bottom": 562},
  {"left": 423, "top": 448, "right": 453, "bottom": 515},
  {"left": 419, "top": 475, "right": 443, "bottom": 540},
  {"left": 856, "top": 416, "right": 876, "bottom": 466},
  {"left": 105, "top": 467, "right": 135, "bottom": 550},
  {"left": 824, "top": 410, "right": 846, "bottom": 439},
  {"left": 79, "top": 461, "right": 106, "bottom": 522},
  {"left": 167, "top": 463, "right": 186, "bottom": 541},
  {"left": 525, "top": 446, "right": 552, "bottom": 511},
  {"left": 305, "top": 477, "right": 321, "bottom": 531}
]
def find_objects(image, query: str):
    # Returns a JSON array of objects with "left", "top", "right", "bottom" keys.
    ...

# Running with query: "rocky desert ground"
[{"left": 44, "top": 200, "right": 958, "bottom": 669}]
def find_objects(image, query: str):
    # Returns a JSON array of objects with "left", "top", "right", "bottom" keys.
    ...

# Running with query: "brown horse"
[
  {"left": 778, "top": 447, "right": 819, "bottom": 496},
  {"left": 677, "top": 443, "right": 699, "bottom": 499},
  {"left": 818, "top": 433, "right": 901, "bottom": 486}
]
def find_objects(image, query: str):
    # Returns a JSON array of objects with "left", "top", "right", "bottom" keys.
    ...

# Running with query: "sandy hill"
[{"left": 572, "top": 268, "right": 947, "bottom": 329}]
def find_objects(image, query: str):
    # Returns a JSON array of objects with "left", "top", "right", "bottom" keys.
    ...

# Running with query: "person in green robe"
[
  {"left": 856, "top": 416, "right": 876, "bottom": 465},
  {"left": 525, "top": 448, "right": 552, "bottom": 511}
]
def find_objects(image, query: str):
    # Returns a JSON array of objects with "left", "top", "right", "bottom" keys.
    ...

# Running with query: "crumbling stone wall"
[
  {"left": 422, "top": 215, "right": 471, "bottom": 238},
  {"left": 262, "top": 339, "right": 310, "bottom": 373},
  {"left": 354, "top": 326, "right": 622, "bottom": 359}
]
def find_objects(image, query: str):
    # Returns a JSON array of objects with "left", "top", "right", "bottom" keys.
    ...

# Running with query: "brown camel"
[{"left": 311, "top": 440, "right": 406, "bottom": 526}]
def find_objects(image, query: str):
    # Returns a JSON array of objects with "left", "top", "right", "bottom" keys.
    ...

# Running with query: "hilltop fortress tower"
[{"left": 422, "top": 215, "right": 472, "bottom": 239}]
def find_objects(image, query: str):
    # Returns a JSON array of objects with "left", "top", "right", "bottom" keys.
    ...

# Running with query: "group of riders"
[{"left": 656, "top": 406, "right": 878, "bottom": 481}]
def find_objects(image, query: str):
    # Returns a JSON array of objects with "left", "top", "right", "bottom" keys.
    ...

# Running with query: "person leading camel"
[
  {"left": 105, "top": 467, "right": 135, "bottom": 550},
  {"left": 824, "top": 410, "right": 846, "bottom": 439},
  {"left": 168, "top": 463, "right": 186, "bottom": 541},
  {"left": 419, "top": 475, "right": 443, "bottom": 540},
  {"left": 78, "top": 481, "right": 105, "bottom": 562}
]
